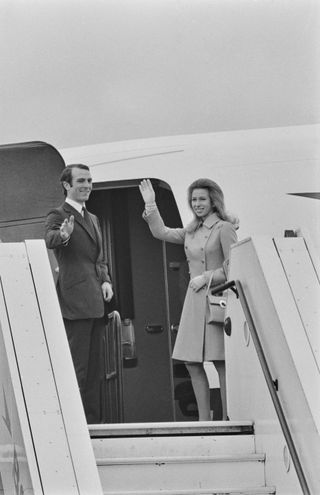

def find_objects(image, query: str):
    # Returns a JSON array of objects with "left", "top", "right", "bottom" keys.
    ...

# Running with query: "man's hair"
[{"left": 60, "top": 164, "right": 90, "bottom": 196}]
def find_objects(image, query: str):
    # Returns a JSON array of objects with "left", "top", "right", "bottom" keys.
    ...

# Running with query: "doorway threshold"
[{"left": 89, "top": 421, "right": 253, "bottom": 438}]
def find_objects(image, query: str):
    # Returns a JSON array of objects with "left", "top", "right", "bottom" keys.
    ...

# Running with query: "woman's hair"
[{"left": 186, "top": 178, "right": 239, "bottom": 232}]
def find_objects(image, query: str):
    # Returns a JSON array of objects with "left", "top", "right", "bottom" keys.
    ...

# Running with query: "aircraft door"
[
  {"left": 0, "top": 141, "right": 65, "bottom": 274},
  {"left": 88, "top": 182, "right": 196, "bottom": 422}
]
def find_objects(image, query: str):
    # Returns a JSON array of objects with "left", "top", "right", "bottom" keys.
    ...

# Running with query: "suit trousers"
[{"left": 64, "top": 317, "right": 105, "bottom": 424}]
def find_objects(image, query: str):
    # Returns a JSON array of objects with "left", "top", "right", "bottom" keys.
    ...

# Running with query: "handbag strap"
[
  {"left": 206, "top": 271, "right": 227, "bottom": 299},
  {"left": 205, "top": 271, "right": 215, "bottom": 296}
]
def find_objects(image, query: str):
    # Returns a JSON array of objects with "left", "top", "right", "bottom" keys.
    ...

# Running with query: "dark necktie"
[
  {"left": 82, "top": 207, "right": 96, "bottom": 239},
  {"left": 82, "top": 206, "right": 88, "bottom": 221}
]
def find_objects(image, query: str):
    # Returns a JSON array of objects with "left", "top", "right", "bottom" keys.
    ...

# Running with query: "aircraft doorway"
[{"left": 87, "top": 180, "right": 197, "bottom": 423}]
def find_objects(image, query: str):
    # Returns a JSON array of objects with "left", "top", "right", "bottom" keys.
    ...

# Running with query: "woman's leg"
[
  {"left": 213, "top": 360, "right": 227, "bottom": 420},
  {"left": 185, "top": 362, "right": 211, "bottom": 421}
]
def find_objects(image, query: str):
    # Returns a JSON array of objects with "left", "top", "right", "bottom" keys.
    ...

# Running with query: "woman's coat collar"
[{"left": 200, "top": 212, "right": 221, "bottom": 229}]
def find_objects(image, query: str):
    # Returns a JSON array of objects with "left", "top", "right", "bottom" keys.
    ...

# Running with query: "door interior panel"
[{"left": 88, "top": 183, "right": 198, "bottom": 422}]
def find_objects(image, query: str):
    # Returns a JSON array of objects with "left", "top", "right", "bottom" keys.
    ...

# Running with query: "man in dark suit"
[{"left": 45, "top": 164, "right": 113, "bottom": 423}]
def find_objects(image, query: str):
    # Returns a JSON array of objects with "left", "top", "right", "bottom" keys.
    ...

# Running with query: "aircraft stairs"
[
  {"left": 0, "top": 235, "right": 319, "bottom": 494},
  {"left": 90, "top": 421, "right": 275, "bottom": 495}
]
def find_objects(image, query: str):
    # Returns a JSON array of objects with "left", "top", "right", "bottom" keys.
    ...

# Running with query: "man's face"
[{"left": 64, "top": 167, "right": 93, "bottom": 204}]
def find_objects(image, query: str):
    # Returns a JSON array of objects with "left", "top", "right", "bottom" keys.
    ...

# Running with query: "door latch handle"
[{"left": 170, "top": 324, "right": 179, "bottom": 334}]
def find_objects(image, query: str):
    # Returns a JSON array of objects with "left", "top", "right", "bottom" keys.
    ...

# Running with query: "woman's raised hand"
[{"left": 139, "top": 179, "right": 156, "bottom": 204}]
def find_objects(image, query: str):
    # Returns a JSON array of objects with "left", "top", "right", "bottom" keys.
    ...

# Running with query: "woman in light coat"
[{"left": 139, "top": 178, "right": 239, "bottom": 421}]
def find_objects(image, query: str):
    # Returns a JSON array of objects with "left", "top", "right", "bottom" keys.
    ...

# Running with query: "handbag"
[{"left": 206, "top": 272, "right": 227, "bottom": 324}]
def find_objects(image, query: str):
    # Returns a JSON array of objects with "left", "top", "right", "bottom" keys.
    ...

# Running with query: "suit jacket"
[{"left": 45, "top": 202, "right": 111, "bottom": 320}]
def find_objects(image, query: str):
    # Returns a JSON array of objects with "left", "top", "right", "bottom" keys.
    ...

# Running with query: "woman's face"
[{"left": 191, "top": 188, "right": 213, "bottom": 219}]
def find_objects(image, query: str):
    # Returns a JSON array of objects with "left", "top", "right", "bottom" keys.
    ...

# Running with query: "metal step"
[
  {"left": 102, "top": 486, "right": 276, "bottom": 495},
  {"left": 92, "top": 434, "right": 256, "bottom": 459},
  {"left": 89, "top": 421, "right": 254, "bottom": 438},
  {"left": 97, "top": 453, "right": 266, "bottom": 492},
  {"left": 92, "top": 421, "right": 272, "bottom": 494}
]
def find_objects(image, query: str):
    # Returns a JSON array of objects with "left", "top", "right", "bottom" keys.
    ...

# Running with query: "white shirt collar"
[{"left": 65, "top": 197, "right": 84, "bottom": 215}]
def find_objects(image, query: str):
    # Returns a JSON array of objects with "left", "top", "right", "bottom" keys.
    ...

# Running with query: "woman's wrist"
[{"left": 145, "top": 202, "right": 157, "bottom": 213}]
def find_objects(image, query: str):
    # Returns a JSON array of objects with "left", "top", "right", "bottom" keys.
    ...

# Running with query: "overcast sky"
[{"left": 1, "top": 0, "right": 319, "bottom": 148}]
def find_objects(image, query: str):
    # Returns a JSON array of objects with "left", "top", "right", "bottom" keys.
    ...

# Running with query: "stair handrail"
[
  {"left": 217, "top": 279, "right": 310, "bottom": 495},
  {"left": 208, "top": 280, "right": 239, "bottom": 297}
]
